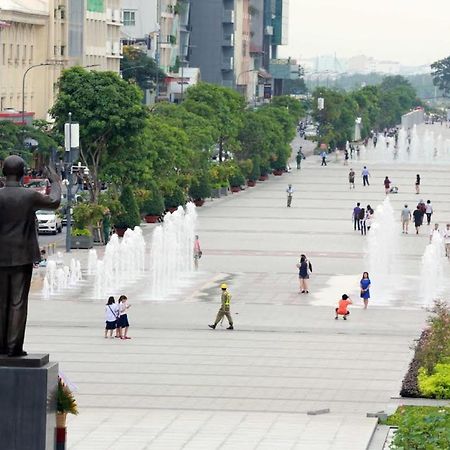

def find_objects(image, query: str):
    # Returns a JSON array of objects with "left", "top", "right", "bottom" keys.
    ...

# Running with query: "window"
[
  {"left": 30, "top": 45, "right": 33, "bottom": 63},
  {"left": 123, "top": 10, "right": 135, "bottom": 26},
  {"left": 61, "top": 45, "right": 65, "bottom": 56}
]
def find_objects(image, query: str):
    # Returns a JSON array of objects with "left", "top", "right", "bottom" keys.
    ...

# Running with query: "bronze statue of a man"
[{"left": 0, "top": 155, "right": 61, "bottom": 357}]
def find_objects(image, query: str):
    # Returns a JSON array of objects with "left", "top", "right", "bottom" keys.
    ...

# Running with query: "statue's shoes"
[{"left": 7, "top": 350, "right": 27, "bottom": 357}]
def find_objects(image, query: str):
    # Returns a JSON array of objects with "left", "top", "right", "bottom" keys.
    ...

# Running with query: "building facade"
[{"left": 0, "top": 0, "right": 122, "bottom": 120}]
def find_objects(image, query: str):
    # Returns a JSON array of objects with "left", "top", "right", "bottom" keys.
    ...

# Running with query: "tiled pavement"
[{"left": 27, "top": 124, "right": 450, "bottom": 449}]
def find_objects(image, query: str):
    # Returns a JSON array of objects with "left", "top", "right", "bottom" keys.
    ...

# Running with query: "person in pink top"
[{"left": 193, "top": 235, "right": 202, "bottom": 270}]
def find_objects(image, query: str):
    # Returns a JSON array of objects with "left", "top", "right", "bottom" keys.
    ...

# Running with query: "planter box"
[
  {"left": 273, "top": 169, "right": 283, "bottom": 176},
  {"left": 70, "top": 235, "right": 93, "bottom": 249},
  {"left": 259, "top": 175, "right": 269, "bottom": 181},
  {"left": 144, "top": 215, "right": 160, "bottom": 223},
  {"left": 211, "top": 188, "right": 221, "bottom": 198},
  {"left": 247, "top": 180, "right": 256, "bottom": 187},
  {"left": 220, "top": 186, "right": 228, "bottom": 196},
  {"left": 194, "top": 199, "right": 205, "bottom": 207},
  {"left": 230, "top": 186, "right": 240, "bottom": 193},
  {"left": 167, "top": 207, "right": 178, "bottom": 213}
]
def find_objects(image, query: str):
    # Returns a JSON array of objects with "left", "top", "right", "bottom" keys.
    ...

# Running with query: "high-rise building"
[
  {"left": 0, "top": 0, "right": 122, "bottom": 120},
  {"left": 189, "top": 0, "right": 252, "bottom": 97}
]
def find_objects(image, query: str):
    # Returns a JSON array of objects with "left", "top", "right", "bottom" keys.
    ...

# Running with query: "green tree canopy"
[
  {"left": 183, "top": 82, "right": 245, "bottom": 161},
  {"left": 431, "top": 56, "right": 450, "bottom": 97},
  {"left": 50, "top": 67, "right": 147, "bottom": 200}
]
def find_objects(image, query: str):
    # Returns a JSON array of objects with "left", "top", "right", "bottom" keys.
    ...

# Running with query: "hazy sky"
[{"left": 280, "top": 0, "right": 450, "bottom": 66}]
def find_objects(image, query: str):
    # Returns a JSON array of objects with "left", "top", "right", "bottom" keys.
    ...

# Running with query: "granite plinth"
[
  {"left": 0, "top": 355, "right": 57, "bottom": 450},
  {"left": 0, "top": 353, "right": 49, "bottom": 367}
]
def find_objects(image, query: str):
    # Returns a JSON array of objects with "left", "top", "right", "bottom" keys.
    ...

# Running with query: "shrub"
[
  {"left": 164, "top": 184, "right": 186, "bottom": 209},
  {"left": 189, "top": 172, "right": 211, "bottom": 200},
  {"left": 418, "top": 301, "right": 450, "bottom": 374},
  {"left": 418, "top": 363, "right": 450, "bottom": 399},
  {"left": 72, "top": 203, "right": 105, "bottom": 229},
  {"left": 386, "top": 406, "right": 450, "bottom": 450},
  {"left": 238, "top": 159, "right": 253, "bottom": 180},
  {"left": 115, "top": 186, "right": 141, "bottom": 228},
  {"left": 248, "top": 156, "right": 261, "bottom": 181},
  {"left": 400, "top": 329, "right": 429, "bottom": 398},
  {"left": 57, "top": 377, "right": 78, "bottom": 415},
  {"left": 71, "top": 228, "right": 92, "bottom": 237},
  {"left": 229, "top": 168, "right": 245, "bottom": 187},
  {"left": 142, "top": 182, "right": 165, "bottom": 216},
  {"left": 260, "top": 159, "right": 270, "bottom": 176}
]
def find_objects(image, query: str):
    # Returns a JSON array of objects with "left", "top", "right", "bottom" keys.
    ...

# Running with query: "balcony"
[
  {"left": 222, "top": 57, "right": 234, "bottom": 71},
  {"left": 223, "top": 10, "right": 234, "bottom": 23},
  {"left": 222, "top": 34, "right": 234, "bottom": 47}
]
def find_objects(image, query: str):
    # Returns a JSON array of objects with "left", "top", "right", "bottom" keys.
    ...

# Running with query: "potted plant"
[
  {"left": 229, "top": 169, "right": 245, "bottom": 193},
  {"left": 259, "top": 159, "right": 270, "bottom": 181},
  {"left": 70, "top": 203, "right": 105, "bottom": 249},
  {"left": 71, "top": 228, "right": 93, "bottom": 249},
  {"left": 189, "top": 173, "right": 211, "bottom": 207},
  {"left": 271, "top": 155, "right": 287, "bottom": 176},
  {"left": 114, "top": 186, "right": 141, "bottom": 236},
  {"left": 56, "top": 377, "right": 78, "bottom": 429},
  {"left": 142, "top": 182, "right": 165, "bottom": 223},
  {"left": 164, "top": 184, "right": 187, "bottom": 213},
  {"left": 247, "top": 157, "right": 260, "bottom": 187}
]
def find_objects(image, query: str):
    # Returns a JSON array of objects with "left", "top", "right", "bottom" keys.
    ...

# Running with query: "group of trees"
[
  {"left": 312, "top": 75, "right": 421, "bottom": 148},
  {"left": 46, "top": 67, "right": 305, "bottom": 229}
]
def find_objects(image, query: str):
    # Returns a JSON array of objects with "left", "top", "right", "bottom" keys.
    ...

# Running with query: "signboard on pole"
[{"left": 64, "top": 123, "right": 80, "bottom": 151}]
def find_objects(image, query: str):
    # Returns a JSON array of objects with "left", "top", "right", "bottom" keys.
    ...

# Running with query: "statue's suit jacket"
[{"left": 0, "top": 180, "right": 61, "bottom": 267}]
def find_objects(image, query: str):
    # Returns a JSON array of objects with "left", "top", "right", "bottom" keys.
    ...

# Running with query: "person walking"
[
  {"left": 320, "top": 151, "right": 327, "bottom": 166},
  {"left": 348, "top": 168, "right": 355, "bottom": 189},
  {"left": 413, "top": 206, "right": 423, "bottom": 235},
  {"left": 193, "top": 235, "right": 202, "bottom": 270},
  {"left": 335, "top": 294, "right": 352, "bottom": 320},
  {"left": 209, "top": 284, "right": 233, "bottom": 330},
  {"left": 365, "top": 207, "right": 373, "bottom": 232},
  {"left": 117, "top": 295, "right": 131, "bottom": 339},
  {"left": 401, "top": 204, "right": 412, "bottom": 234},
  {"left": 359, "top": 207, "right": 366, "bottom": 235},
  {"left": 297, "top": 254, "right": 312, "bottom": 293},
  {"left": 286, "top": 184, "right": 294, "bottom": 207},
  {"left": 353, "top": 203, "right": 361, "bottom": 231},
  {"left": 296, "top": 149, "right": 303, "bottom": 169},
  {"left": 383, "top": 176, "right": 391, "bottom": 195},
  {"left": 443, "top": 224, "right": 450, "bottom": 257},
  {"left": 344, "top": 150, "right": 349, "bottom": 166},
  {"left": 105, "top": 296, "right": 118, "bottom": 339},
  {"left": 360, "top": 272, "right": 371, "bottom": 309},
  {"left": 425, "top": 200, "right": 433, "bottom": 225},
  {"left": 361, "top": 166, "right": 370, "bottom": 186},
  {"left": 415, "top": 174, "right": 421, "bottom": 194}
]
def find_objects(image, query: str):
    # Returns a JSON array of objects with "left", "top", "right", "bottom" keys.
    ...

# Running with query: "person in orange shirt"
[{"left": 335, "top": 294, "right": 352, "bottom": 320}]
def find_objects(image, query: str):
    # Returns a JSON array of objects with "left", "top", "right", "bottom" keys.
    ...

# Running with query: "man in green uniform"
[{"left": 208, "top": 283, "right": 233, "bottom": 330}]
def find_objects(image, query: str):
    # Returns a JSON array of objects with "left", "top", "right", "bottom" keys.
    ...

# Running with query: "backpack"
[{"left": 358, "top": 209, "right": 365, "bottom": 220}]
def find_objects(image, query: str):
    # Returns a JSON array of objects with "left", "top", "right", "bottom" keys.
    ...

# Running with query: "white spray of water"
[
  {"left": 93, "top": 226, "right": 146, "bottom": 298},
  {"left": 42, "top": 258, "right": 83, "bottom": 299},
  {"left": 420, "top": 232, "right": 447, "bottom": 307},
  {"left": 366, "top": 197, "right": 398, "bottom": 303},
  {"left": 149, "top": 202, "right": 197, "bottom": 299}
]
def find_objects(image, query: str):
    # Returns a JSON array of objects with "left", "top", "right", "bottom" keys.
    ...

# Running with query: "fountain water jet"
[
  {"left": 365, "top": 197, "right": 398, "bottom": 303},
  {"left": 150, "top": 202, "right": 198, "bottom": 299},
  {"left": 420, "top": 232, "right": 447, "bottom": 308}
]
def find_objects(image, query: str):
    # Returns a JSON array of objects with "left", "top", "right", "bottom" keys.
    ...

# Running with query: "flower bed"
[
  {"left": 384, "top": 406, "right": 450, "bottom": 449},
  {"left": 400, "top": 301, "right": 450, "bottom": 399}
]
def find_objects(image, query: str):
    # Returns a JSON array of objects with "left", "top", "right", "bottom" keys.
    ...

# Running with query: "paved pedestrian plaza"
[{"left": 28, "top": 123, "right": 450, "bottom": 449}]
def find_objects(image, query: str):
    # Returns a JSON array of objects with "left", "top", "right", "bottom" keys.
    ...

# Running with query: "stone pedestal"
[{"left": 0, "top": 354, "right": 58, "bottom": 450}]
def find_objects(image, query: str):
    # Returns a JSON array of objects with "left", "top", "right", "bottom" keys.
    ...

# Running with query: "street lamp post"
[
  {"left": 22, "top": 63, "right": 57, "bottom": 126},
  {"left": 65, "top": 112, "right": 73, "bottom": 253}
]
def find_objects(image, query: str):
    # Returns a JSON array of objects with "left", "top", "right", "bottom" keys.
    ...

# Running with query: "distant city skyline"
[{"left": 280, "top": 0, "right": 450, "bottom": 67}]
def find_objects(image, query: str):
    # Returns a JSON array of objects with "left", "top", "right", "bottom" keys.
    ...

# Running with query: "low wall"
[{"left": 401, "top": 109, "right": 424, "bottom": 129}]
